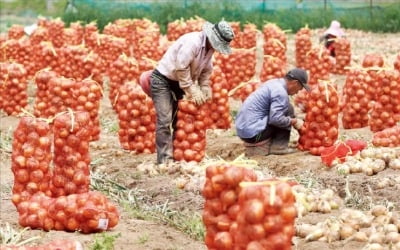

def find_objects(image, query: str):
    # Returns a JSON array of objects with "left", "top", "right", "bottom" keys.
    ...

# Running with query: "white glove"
[
  {"left": 293, "top": 118, "right": 304, "bottom": 130},
  {"left": 298, "top": 103, "right": 306, "bottom": 113},
  {"left": 200, "top": 85, "right": 212, "bottom": 101},
  {"left": 184, "top": 85, "right": 206, "bottom": 106}
]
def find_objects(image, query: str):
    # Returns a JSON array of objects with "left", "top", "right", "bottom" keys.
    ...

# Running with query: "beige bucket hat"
[{"left": 203, "top": 20, "right": 235, "bottom": 55}]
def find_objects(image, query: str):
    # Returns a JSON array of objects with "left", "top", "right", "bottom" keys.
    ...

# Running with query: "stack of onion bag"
[{"left": 11, "top": 112, "right": 119, "bottom": 233}]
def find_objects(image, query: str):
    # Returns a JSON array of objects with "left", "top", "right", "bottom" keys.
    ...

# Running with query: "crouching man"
[{"left": 235, "top": 68, "right": 310, "bottom": 156}]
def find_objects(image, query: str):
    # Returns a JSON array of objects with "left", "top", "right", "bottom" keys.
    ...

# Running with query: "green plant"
[
  {"left": 0, "top": 127, "right": 13, "bottom": 153},
  {"left": 90, "top": 170, "right": 128, "bottom": 202},
  {"left": 0, "top": 0, "right": 68, "bottom": 16},
  {"left": 91, "top": 171, "right": 205, "bottom": 240},
  {"left": 90, "top": 232, "right": 121, "bottom": 250},
  {"left": 0, "top": 223, "right": 40, "bottom": 246},
  {"left": 62, "top": 1, "right": 400, "bottom": 33},
  {"left": 344, "top": 176, "right": 372, "bottom": 210},
  {"left": 136, "top": 234, "right": 149, "bottom": 245},
  {"left": 294, "top": 170, "right": 322, "bottom": 189},
  {"left": 100, "top": 117, "right": 119, "bottom": 133}
]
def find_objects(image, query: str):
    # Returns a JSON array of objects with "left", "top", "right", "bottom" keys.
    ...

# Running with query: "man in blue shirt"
[{"left": 235, "top": 68, "right": 310, "bottom": 155}]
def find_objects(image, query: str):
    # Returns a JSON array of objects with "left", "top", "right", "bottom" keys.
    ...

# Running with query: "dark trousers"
[
  {"left": 241, "top": 104, "right": 295, "bottom": 150},
  {"left": 150, "top": 69, "right": 184, "bottom": 164}
]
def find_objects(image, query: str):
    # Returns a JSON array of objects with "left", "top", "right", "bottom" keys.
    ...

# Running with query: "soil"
[{"left": 0, "top": 28, "right": 400, "bottom": 250}]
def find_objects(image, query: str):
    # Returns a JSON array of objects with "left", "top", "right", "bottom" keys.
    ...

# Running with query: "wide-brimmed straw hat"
[
  {"left": 324, "top": 20, "right": 345, "bottom": 37},
  {"left": 203, "top": 21, "right": 234, "bottom": 55}
]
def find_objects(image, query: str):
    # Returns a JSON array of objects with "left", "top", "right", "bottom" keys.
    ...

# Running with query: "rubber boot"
[
  {"left": 268, "top": 128, "right": 298, "bottom": 155},
  {"left": 243, "top": 139, "right": 271, "bottom": 157}
]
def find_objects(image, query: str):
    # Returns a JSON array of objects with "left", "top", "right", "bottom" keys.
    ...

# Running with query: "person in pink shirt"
[
  {"left": 320, "top": 20, "right": 345, "bottom": 57},
  {"left": 149, "top": 20, "right": 235, "bottom": 165}
]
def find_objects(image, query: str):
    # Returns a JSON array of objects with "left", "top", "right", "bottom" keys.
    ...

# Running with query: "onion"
[
  {"left": 244, "top": 199, "right": 264, "bottom": 224},
  {"left": 385, "top": 232, "right": 400, "bottom": 244},
  {"left": 213, "top": 232, "right": 233, "bottom": 249},
  {"left": 296, "top": 224, "right": 317, "bottom": 238},
  {"left": 340, "top": 223, "right": 356, "bottom": 240},
  {"left": 352, "top": 231, "right": 368, "bottom": 242},
  {"left": 371, "top": 205, "right": 388, "bottom": 217}
]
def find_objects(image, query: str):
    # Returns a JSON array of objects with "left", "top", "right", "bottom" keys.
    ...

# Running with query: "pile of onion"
[
  {"left": 260, "top": 55, "right": 286, "bottom": 82},
  {"left": 262, "top": 23, "right": 286, "bottom": 46},
  {"left": 132, "top": 19, "right": 163, "bottom": 61},
  {"left": 295, "top": 27, "right": 312, "bottom": 69},
  {"left": 43, "top": 76, "right": 102, "bottom": 134},
  {"left": 206, "top": 65, "right": 231, "bottom": 129},
  {"left": 45, "top": 77, "right": 75, "bottom": 117},
  {"left": 228, "top": 21, "right": 242, "bottom": 48},
  {"left": 372, "top": 125, "right": 400, "bottom": 147},
  {"left": 108, "top": 54, "right": 140, "bottom": 109},
  {"left": 294, "top": 89, "right": 309, "bottom": 112},
  {"left": 202, "top": 164, "right": 257, "bottom": 249},
  {"left": 51, "top": 111, "right": 92, "bottom": 197},
  {"left": 263, "top": 39, "right": 286, "bottom": 66},
  {"left": 55, "top": 45, "right": 88, "bottom": 81},
  {"left": 298, "top": 81, "right": 340, "bottom": 155},
  {"left": 306, "top": 47, "right": 332, "bottom": 85},
  {"left": 17, "top": 191, "right": 119, "bottom": 233},
  {"left": 232, "top": 181, "right": 296, "bottom": 249},
  {"left": 11, "top": 113, "right": 120, "bottom": 233},
  {"left": 11, "top": 116, "right": 53, "bottom": 205},
  {"left": 115, "top": 82, "right": 156, "bottom": 153},
  {"left": 232, "top": 80, "right": 263, "bottom": 102},
  {"left": 40, "top": 18, "right": 65, "bottom": 48},
  {"left": 0, "top": 38, "right": 36, "bottom": 78},
  {"left": 82, "top": 21, "right": 98, "bottom": 45},
  {"left": 361, "top": 53, "right": 385, "bottom": 102},
  {"left": 173, "top": 100, "right": 209, "bottom": 162},
  {"left": 240, "top": 23, "right": 258, "bottom": 49},
  {"left": 0, "top": 62, "right": 28, "bottom": 115},
  {"left": 167, "top": 17, "right": 204, "bottom": 41},
  {"left": 29, "top": 26, "right": 49, "bottom": 46},
  {"left": 369, "top": 69, "right": 400, "bottom": 132},
  {"left": 73, "top": 78, "right": 103, "bottom": 141},
  {"left": 85, "top": 33, "right": 129, "bottom": 69},
  {"left": 362, "top": 53, "right": 384, "bottom": 68},
  {"left": 332, "top": 38, "right": 351, "bottom": 75},
  {"left": 214, "top": 48, "right": 256, "bottom": 91},
  {"left": 33, "top": 69, "right": 58, "bottom": 118},
  {"left": 341, "top": 69, "right": 373, "bottom": 129},
  {"left": 31, "top": 42, "right": 58, "bottom": 74},
  {"left": 262, "top": 23, "right": 287, "bottom": 64},
  {"left": 62, "top": 27, "right": 81, "bottom": 46},
  {"left": 8, "top": 24, "right": 25, "bottom": 39},
  {"left": 68, "top": 21, "right": 85, "bottom": 44},
  {"left": 103, "top": 19, "right": 135, "bottom": 48}
]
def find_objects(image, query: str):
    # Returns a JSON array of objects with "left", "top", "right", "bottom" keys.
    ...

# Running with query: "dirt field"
[{"left": 0, "top": 29, "right": 400, "bottom": 250}]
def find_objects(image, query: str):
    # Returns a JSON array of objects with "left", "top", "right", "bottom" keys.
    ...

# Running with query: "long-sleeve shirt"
[
  {"left": 156, "top": 31, "right": 214, "bottom": 89},
  {"left": 235, "top": 78, "right": 291, "bottom": 139}
]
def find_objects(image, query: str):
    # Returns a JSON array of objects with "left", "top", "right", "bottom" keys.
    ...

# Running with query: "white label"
[
  {"left": 75, "top": 241, "right": 84, "bottom": 250},
  {"left": 97, "top": 218, "right": 109, "bottom": 230}
]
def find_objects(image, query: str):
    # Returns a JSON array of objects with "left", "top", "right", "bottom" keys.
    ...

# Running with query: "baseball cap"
[{"left": 286, "top": 68, "right": 310, "bottom": 92}]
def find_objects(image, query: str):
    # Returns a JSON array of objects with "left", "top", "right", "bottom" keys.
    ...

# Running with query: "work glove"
[
  {"left": 184, "top": 85, "right": 206, "bottom": 106},
  {"left": 293, "top": 118, "right": 304, "bottom": 130},
  {"left": 297, "top": 103, "right": 306, "bottom": 113},
  {"left": 200, "top": 85, "right": 212, "bottom": 101}
]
